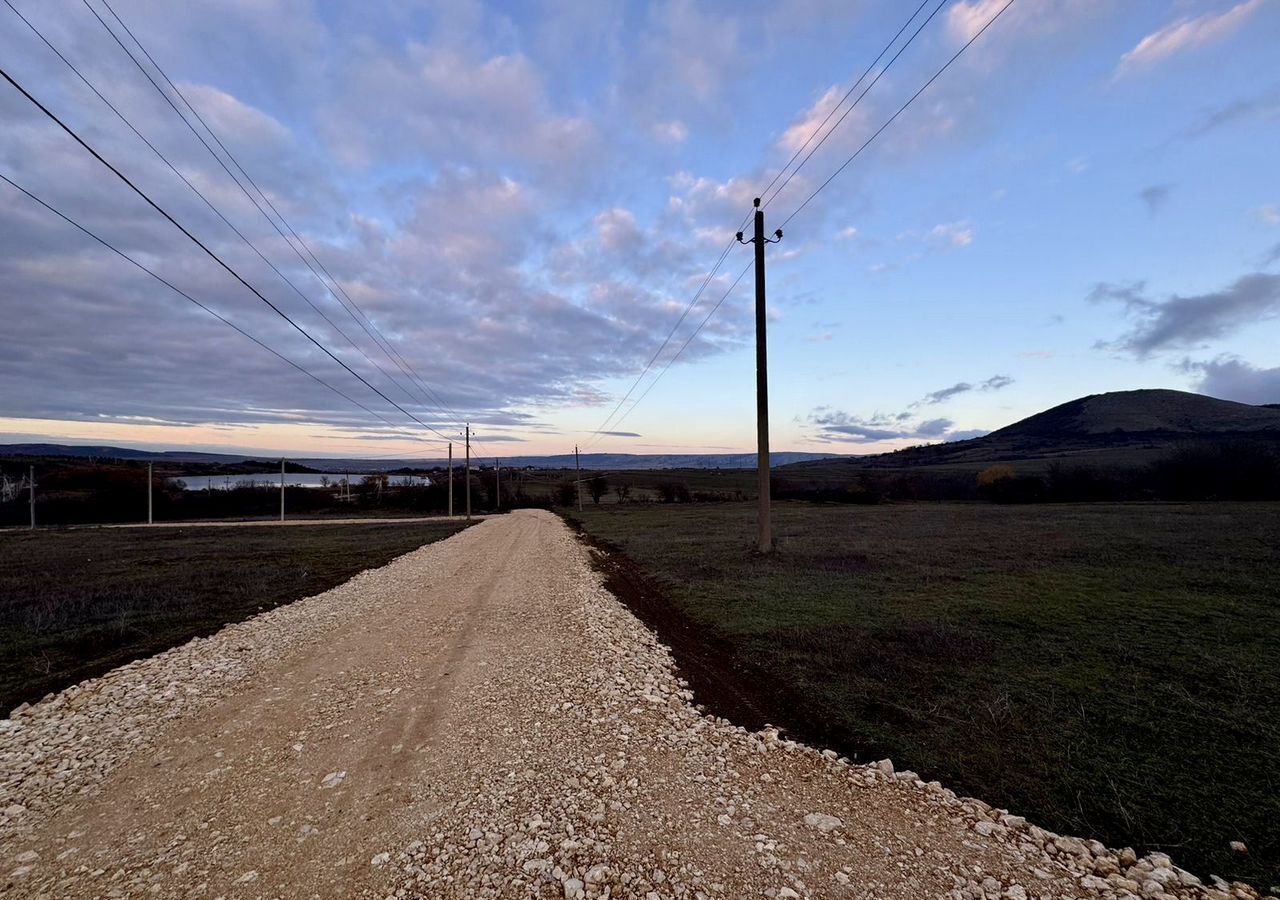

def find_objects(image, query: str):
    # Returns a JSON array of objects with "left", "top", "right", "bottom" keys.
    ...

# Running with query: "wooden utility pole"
[
  {"left": 738, "top": 198, "right": 782, "bottom": 553},
  {"left": 28, "top": 465, "right": 34, "bottom": 530},
  {"left": 447, "top": 442, "right": 453, "bottom": 517},
  {"left": 147, "top": 461, "right": 153, "bottom": 525},
  {"left": 279, "top": 458, "right": 285, "bottom": 522},
  {"left": 575, "top": 445, "right": 583, "bottom": 511},
  {"left": 495, "top": 458, "right": 500, "bottom": 510},
  {"left": 465, "top": 425, "right": 472, "bottom": 521}
]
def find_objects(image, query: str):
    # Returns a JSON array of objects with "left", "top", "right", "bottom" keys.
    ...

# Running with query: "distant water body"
[{"left": 175, "top": 473, "right": 431, "bottom": 491}]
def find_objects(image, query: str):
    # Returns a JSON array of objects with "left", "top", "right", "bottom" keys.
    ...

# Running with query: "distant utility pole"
[
  {"left": 495, "top": 458, "right": 500, "bottom": 511},
  {"left": 737, "top": 198, "right": 782, "bottom": 553},
  {"left": 465, "top": 425, "right": 472, "bottom": 521},
  {"left": 280, "top": 458, "right": 285, "bottom": 522},
  {"left": 575, "top": 445, "right": 583, "bottom": 512},
  {"left": 28, "top": 465, "right": 35, "bottom": 530},
  {"left": 147, "top": 461, "right": 153, "bottom": 525},
  {"left": 447, "top": 442, "right": 453, "bottom": 517}
]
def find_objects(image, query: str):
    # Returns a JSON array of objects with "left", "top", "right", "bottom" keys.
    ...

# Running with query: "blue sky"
[{"left": 0, "top": 0, "right": 1277, "bottom": 458}]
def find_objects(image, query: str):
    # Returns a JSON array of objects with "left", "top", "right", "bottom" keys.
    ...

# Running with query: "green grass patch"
[
  {"left": 571, "top": 501, "right": 1280, "bottom": 889},
  {"left": 0, "top": 521, "right": 471, "bottom": 713}
]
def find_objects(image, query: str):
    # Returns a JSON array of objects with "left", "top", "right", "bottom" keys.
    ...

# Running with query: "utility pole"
[
  {"left": 147, "top": 461, "right": 153, "bottom": 525},
  {"left": 465, "top": 424, "right": 471, "bottom": 521},
  {"left": 738, "top": 198, "right": 782, "bottom": 553},
  {"left": 575, "top": 445, "right": 583, "bottom": 512},
  {"left": 280, "top": 458, "right": 285, "bottom": 522},
  {"left": 447, "top": 442, "right": 453, "bottom": 517},
  {"left": 495, "top": 458, "right": 500, "bottom": 511},
  {"left": 28, "top": 465, "right": 35, "bottom": 530}
]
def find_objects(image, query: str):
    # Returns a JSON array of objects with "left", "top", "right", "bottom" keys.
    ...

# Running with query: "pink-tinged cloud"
[{"left": 1116, "top": 0, "right": 1264, "bottom": 78}]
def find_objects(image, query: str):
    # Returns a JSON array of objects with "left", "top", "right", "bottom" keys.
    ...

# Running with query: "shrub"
[{"left": 655, "top": 481, "right": 691, "bottom": 503}]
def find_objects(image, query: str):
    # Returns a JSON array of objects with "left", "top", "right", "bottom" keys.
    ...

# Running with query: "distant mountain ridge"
[{"left": 0, "top": 444, "right": 841, "bottom": 472}]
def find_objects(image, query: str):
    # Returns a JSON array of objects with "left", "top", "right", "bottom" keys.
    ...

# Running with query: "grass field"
[
  {"left": 569, "top": 501, "right": 1280, "bottom": 889},
  {"left": 0, "top": 520, "right": 471, "bottom": 713}
]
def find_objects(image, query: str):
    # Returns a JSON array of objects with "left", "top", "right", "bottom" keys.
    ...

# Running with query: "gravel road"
[{"left": 1, "top": 510, "right": 1268, "bottom": 899}]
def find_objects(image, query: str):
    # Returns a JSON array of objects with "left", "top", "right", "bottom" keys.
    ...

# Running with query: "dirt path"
[{"left": 0, "top": 511, "right": 1258, "bottom": 899}]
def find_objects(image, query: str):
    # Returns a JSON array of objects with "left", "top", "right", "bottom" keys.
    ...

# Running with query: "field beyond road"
[
  {"left": 568, "top": 501, "right": 1280, "bottom": 889},
  {"left": 0, "top": 520, "right": 471, "bottom": 713}
]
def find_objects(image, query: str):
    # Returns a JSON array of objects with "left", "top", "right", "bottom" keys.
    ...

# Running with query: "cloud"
[
  {"left": 808, "top": 375, "right": 1013, "bottom": 445},
  {"left": 600, "top": 430, "right": 642, "bottom": 438},
  {"left": 928, "top": 221, "right": 975, "bottom": 248},
  {"left": 836, "top": 226, "right": 858, "bottom": 240},
  {"left": 921, "top": 382, "right": 974, "bottom": 405},
  {"left": 946, "top": 0, "right": 1105, "bottom": 44},
  {"left": 915, "top": 418, "right": 953, "bottom": 437},
  {"left": 1139, "top": 184, "right": 1172, "bottom": 216},
  {"left": 1116, "top": 0, "right": 1264, "bottom": 78},
  {"left": 651, "top": 120, "right": 688, "bottom": 144},
  {"left": 807, "top": 409, "right": 935, "bottom": 443},
  {"left": 323, "top": 42, "right": 598, "bottom": 177},
  {"left": 1181, "top": 356, "right": 1280, "bottom": 405},
  {"left": 1260, "top": 204, "right": 1280, "bottom": 226},
  {"left": 1182, "top": 88, "right": 1280, "bottom": 139},
  {"left": 806, "top": 407, "right": 989, "bottom": 445},
  {"left": 917, "top": 374, "right": 1013, "bottom": 405},
  {"left": 1092, "top": 274, "right": 1280, "bottom": 356}
]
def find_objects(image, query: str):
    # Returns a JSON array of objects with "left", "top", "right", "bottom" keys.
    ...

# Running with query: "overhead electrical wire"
[
  {"left": 80, "top": 0, "right": 476, "bottom": 445},
  {"left": 94, "top": 0, "right": 467, "bottom": 430},
  {"left": 2, "top": 0, "right": 454, "bottom": 434},
  {"left": 757, "top": 0, "right": 935, "bottom": 210},
  {"left": 602, "top": 0, "right": 1017, "bottom": 436},
  {"left": 584, "top": 238, "right": 740, "bottom": 445},
  {"left": 584, "top": 0, "right": 950, "bottom": 448},
  {"left": 0, "top": 65, "right": 458, "bottom": 444},
  {"left": 779, "top": 0, "right": 1016, "bottom": 230},
  {"left": 761, "top": 0, "right": 948, "bottom": 211},
  {"left": 0, "top": 171, "right": 442, "bottom": 447},
  {"left": 606, "top": 261, "right": 752, "bottom": 437}
]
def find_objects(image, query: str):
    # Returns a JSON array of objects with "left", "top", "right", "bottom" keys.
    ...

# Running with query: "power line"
[
  {"left": 607, "top": 261, "right": 752, "bottom": 436},
  {"left": 0, "top": 171, "right": 441, "bottom": 447},
  {"left": 79, "top": 0, "right": 473, "bottom": 441},
  {"left": 758, "top": 0, "right": 935, "bottom": 210},
  {"left": 779, "top": 0, "right": 1016, "bottom": 230},
  {"left": 2, "top": 1, "right": 451, "bottom": 432},
  {"left": 584, "top": 0, "right": 950, "bottom": 450},
  {"left": 89, "top": 0, "right": 473, "bottom": 441},
  {"left": 761, "top": 0, "right": 947, "bottom": 211},
  {"left": 584, "top": 237, "right": 739, "bottom": 445},
  {"left": 0, "top": 65, "right": 457, "bottom": 444},
  {"left": 602, "top": 0, "right": 1016, "bottom": 435}
]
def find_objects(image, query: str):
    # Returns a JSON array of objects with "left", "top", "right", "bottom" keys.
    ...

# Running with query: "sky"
[{"left": 0, "top": 0, "right": 1277, "bottom": 459}]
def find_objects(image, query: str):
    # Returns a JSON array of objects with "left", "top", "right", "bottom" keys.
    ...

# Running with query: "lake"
[{"left": 174, "top": 473, "right": 432, "bottom": 491}]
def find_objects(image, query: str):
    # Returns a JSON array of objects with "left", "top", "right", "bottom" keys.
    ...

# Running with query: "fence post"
[
  {"left": 280, "top": 458, "right": 285, "bottom": 522},
  {"left": 147, "top": 461, "right": 153, "bottom": 525},
  {"left": 29, "top": 465, "right": 35, "bottom": 530}
]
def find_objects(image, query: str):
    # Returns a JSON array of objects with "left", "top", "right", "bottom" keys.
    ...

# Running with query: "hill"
[
  {"left": 992, "top": 389, "right": 1280, "bottom": 439},
  {"left": 782, "top": 389, "right": 1280, "bottom": 483}
]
